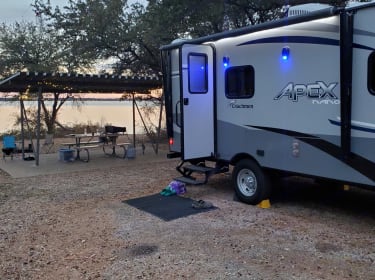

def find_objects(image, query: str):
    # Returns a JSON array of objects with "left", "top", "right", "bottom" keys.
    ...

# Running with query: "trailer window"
[
  {"left": 188, "top": 53, "right": 208, "bottom": 94},
  {"left": 225, "top": 66, "right": 254, "bottom": 98},
  {"left": 368, "top": 52, "right": 375, "bottom": 94}
]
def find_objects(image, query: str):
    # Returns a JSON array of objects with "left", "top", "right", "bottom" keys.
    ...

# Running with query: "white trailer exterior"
[{"left": 161, "top": 3, "right": 375, "bottom": 204}]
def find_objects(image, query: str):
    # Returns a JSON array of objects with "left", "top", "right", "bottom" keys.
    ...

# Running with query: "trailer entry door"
[{"left": 181, "top": 44, "right": 214, "bottom": 160}]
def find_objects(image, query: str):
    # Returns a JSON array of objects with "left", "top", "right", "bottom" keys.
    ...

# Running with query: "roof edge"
[{"left": 161, "top": 6, "right": 339, "bottom": 51}]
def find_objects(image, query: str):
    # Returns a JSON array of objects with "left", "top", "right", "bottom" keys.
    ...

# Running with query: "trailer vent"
[{"left": 287, "top": 3, "right": 332, "bottom": 17}]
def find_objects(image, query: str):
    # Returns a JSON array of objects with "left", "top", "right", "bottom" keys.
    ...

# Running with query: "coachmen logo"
[
  {"left": 230, "top": 104, "right": 253, "bottom": 109},
  {"left": 274, "top": 81, "right": 339, "bottom": 102}
]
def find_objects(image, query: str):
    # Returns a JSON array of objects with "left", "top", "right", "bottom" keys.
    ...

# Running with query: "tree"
[
  {"left": 33, "top": 0, "right": 141, "bottom": 73},
  {"left": 0, "top": 19, "right": 84, "bottom": 134},
  {"left": 32, "top": 0, "right": 227, "bottom": 75},
  {"left": 34, "top": 0, "right": 358, "bottom": 76},
  {"left": 0, "top": 21, "right": 61, "bottom": 77}
]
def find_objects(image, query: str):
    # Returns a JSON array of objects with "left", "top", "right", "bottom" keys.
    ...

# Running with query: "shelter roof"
[{"left": 0, "top": 72, "right": 162, "bottom": 94}]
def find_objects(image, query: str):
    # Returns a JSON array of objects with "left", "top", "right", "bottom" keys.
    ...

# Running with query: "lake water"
[{"left": 0, "top": 100, "right": 164, "bottom": 134}]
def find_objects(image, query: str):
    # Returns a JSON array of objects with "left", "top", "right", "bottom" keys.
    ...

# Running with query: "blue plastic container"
[
  {"left": 126, "top": 147, "right": 136, "bottom": 159},
  {"left": 59, "top": 149, "right": 74, "bottom": 162}
]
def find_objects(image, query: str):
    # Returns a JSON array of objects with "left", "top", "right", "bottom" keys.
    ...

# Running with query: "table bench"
[
  {"left": 75, "top": 144, "right": 103, "bottom": 162},
  {"left": 74, "top": 142, "right": 131, "bottom": 162},
  {"left": 103, "top": 142, "right": 131, "bottom": 158},
  {"left": 61, "top": 142, "right": 76, "bottom": 149},
  {"left": 61, "top": 141, "right": 102, "bottom": 149}
]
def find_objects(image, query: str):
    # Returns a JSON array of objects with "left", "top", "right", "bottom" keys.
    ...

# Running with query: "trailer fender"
[{"left": 230, "top": 153, "right": 258, "bottom": 167}]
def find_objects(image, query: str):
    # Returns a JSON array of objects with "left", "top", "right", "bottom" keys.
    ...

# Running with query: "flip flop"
[
  {"left": 192, "top": 199, "right": 213, "bottom": 209},
  {"left": 160, "top": 186, "right": 176, "bottom": 196}
]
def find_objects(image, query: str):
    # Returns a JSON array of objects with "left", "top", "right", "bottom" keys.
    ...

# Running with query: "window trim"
[
  {"left": 188, "top": 53, "right": 208, "bottom": 94},
  {"left": 368, "top": 51, "right": 375, "bottom": 95},
  {"left": 225, "top": 65, "right": 255, "bottom": 99}
]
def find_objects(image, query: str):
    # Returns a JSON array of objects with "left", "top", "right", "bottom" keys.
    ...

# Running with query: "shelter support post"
[
  {"left": 35, "top": 87, "right": 42, "bottom": 166},
  {"left": 155, "top": 92, "right": 164, "bottom": 155},
  {"left": 20, "top": 98, "right": 25, "bottom": 159},
  {"left": 132, "top": 93, "right": 136, "bottom": 148}
]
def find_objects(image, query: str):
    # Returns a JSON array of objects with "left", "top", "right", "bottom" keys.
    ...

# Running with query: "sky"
[
  {"left": 0, "top": 0, "right": 142, "bottom": 24},
  {"left": 0, "top": 0, "right": 70, "bottom": 23}
]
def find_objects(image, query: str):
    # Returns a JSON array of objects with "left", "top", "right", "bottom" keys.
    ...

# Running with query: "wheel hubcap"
[{"left": 237, "top": 169, "right": 257, "bottom": 196}]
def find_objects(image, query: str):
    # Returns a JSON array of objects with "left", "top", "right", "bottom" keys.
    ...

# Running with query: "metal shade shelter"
[
  {"left": 0, "top": 71, "right": 161, "bottom": 93},
  {"left": 0, "top": 71, "right": 162, "bottom": 165}
]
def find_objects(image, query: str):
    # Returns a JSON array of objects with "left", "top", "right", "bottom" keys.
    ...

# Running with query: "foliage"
[
  {"left": 0, "top": 16, "right": 88, "bottom": 134},
  {"left": 32, "top": 0, "right": 362, "bottom": 77},
  {"left": 0, "top": 21, "right": 61, "bottom": 77},
  {"left": 33, "top": 0, "right": 142, "bottom": 73}
]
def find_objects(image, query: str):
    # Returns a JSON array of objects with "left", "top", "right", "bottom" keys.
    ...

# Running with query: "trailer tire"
[{"left": 233, "top": 159, "right": 270, "bottom": 205}]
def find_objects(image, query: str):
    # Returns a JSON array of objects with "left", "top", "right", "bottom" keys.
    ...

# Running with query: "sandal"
[
  {"left": 160, "top": 186, "right": 177, "bottom": 196},
  {"left": 192, "top": 199, "right": 213, "bottom": 209}
]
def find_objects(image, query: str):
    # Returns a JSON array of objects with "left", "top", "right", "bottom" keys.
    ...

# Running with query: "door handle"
[
  {"left": 183, "top": 98, "right": 189, "bottom": 105},
  {"left": 175, "top": 101, "right": 181, "bottom": 127}
]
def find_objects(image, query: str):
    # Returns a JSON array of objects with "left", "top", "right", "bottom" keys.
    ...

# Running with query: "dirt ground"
[{"left": 0, "top": 141, "right": 375, "bottom": 279}]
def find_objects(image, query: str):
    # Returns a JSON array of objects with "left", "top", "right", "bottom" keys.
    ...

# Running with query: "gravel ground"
[{"left": 0, "top": 143, "right": 375, "bottom": 279}]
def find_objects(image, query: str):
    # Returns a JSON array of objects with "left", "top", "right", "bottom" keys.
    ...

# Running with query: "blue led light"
[
  {"left": 223, "top": 56, "right": 230, "bottom": 68},
  {"left": 281, "top": 46, "right": 290, "bottom": 61}
]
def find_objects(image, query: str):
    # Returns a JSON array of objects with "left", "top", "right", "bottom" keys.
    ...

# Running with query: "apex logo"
[{"left": 274, "top": 81, "right": 338, "bottom": 102}]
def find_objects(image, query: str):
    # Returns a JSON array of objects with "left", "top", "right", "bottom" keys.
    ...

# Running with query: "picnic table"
[{"left": 62, "top": 133, "right": 131, "bottom": 162}]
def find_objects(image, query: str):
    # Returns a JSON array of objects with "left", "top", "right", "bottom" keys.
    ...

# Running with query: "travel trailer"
[{"left": 160, "top": 2, "right": 375, "bottom": 205}]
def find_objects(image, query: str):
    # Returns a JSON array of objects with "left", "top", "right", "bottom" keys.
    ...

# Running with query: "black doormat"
[{"left": 124, "top": 194, "right": 217, "bottom": 221}]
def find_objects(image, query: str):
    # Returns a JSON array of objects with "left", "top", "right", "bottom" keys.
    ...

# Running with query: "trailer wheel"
[{"left": 233, "top": 159, "right": 270, "bottom": 205}]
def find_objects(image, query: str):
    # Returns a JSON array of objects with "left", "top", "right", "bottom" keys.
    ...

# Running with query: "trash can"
[
  {"left": 59, "top": 149, "right": 74, "bottom": 162},
  {"left": 126, "top": 147, "right": 136, "bottom": 159}
]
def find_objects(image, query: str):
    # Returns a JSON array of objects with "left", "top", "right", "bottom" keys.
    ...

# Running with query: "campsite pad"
[{"left": 124, "top": 194, "right": 217, "bottom": 221}]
